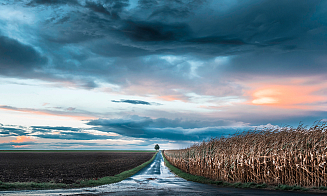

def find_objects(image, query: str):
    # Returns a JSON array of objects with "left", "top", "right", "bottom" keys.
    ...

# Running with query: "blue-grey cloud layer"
[
  {"left": 0, "top": 0, "right": 325, "bottom": 90},
  {"left": 0, "top": 124, "right": 117, "bottom": 140},
  {"left": 111, "top": 99, "right": 161, "bottom": 105},
  {"left": 1, "top": 116, "right": 248, "bottom": 141},
  {"left": 112, "top": 99, "right": 151, "bottom": 105},
  {"left": 0, "top": 35, "right": 47, "bottom": 76},
  {"left": 0, "top": 142, "right": 36, "bottom": 148},
  {"left": 87, "top": 116, "right": 248, "bottom": 141}
]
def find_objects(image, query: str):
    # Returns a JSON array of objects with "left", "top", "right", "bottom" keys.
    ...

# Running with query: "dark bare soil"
[{"left": 0, "top": 151, "right": 155, "bottom": 184}]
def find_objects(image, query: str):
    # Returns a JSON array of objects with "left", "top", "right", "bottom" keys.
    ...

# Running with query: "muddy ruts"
[{"left": 164, "top": 122, "right": 327, "bottom": 187}]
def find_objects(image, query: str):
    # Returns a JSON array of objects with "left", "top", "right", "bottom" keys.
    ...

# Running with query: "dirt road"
[{"left": 1, "top": 151, "right": 325, "bottom": 196}]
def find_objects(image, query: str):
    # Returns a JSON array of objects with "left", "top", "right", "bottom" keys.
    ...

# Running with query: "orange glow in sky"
[
  {"left": 250, "top": 84, "right": 326, "bottom": 109},
  {"left": 155, "top": 95, "right": 186, "bottom": 102},
  {"left": 10, "top": 136, "right": 35, "bottom": 143},
  {"left": 0, "top": 106, "right": 96, "bottom": 121}
]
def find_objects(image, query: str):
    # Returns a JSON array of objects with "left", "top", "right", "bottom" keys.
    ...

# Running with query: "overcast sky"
[{"left": 0, "top": 0, "right": 326, "bottom": 150}]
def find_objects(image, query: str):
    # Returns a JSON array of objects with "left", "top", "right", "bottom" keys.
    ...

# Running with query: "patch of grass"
[
  {"left": 319, "top": 186, "right": 327, "bottom": 190},
  {"left": 0, "top": 152, "right": 157, "bottom": 191},
  {"left": 240, "top": 182, "right": 257, "bottom": 188},
  {"left": 0, "top": 182, "right": 68, "bottom": 191},
  {"left": 162, "top": 152, "right": 268, "bottom": 189},
  {"left": 231, "top": 182, "right": 243, "bottom": 188},
  {"left": 162, "top": 152, "right": 214, "bottom": 184},
  {"left": 78, "top": 152, "right": 157, "bottom": 187},
  {"left": 255, "top": 183, "right": 268, "bottom": 188},
  {"left": 275, "top": 184, "right": 308, "bottom": 191}
]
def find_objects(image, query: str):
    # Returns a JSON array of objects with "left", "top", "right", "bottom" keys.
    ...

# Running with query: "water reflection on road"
[{"left": 1, "top": 151, "right": 324, "bottom": 196}]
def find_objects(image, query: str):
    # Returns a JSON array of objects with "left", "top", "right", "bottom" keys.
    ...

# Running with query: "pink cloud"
[
  {"left": 0, "top": 105, "right": 96, "bottom": 120},
  {"left": 10, "top": 136, "right": 35, "bottom": 143},
  {"left": 155, "top": 95, "right": 187, "bottom": 102},
  {"left": 12, "top": 145, "right": 31, "bottom": 148}
]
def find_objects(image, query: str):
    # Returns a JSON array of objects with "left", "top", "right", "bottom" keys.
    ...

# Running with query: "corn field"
[{"left": 164, "top": 122, "right": 327, "bottom": 187}]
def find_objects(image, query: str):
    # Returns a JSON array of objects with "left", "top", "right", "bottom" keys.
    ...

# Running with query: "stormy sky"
[{"left": 0, "top": 0, "right": 326, "bottom": 150}]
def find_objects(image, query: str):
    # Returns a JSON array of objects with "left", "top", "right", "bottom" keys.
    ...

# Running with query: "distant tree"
[{"left": 154, "top": 144, "right": 160, "bottom": 151}]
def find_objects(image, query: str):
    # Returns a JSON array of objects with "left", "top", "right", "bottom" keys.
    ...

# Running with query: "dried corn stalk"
[{"left": 164, "top": 121, "right": 327, "bottom": 187}]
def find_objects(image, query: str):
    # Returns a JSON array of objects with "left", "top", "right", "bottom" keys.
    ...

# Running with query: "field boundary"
[
  {"left": 163, "top": 122, "right": 327, "bottom": 188},
  {"left": 0, "top": 152, "right": 157, "bottom": 191},
  {"left": 162, "top": 151, "right": 327, "bottom": 193}
]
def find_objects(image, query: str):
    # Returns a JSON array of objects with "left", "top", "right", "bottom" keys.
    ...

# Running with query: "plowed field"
[{"left": 0, "top": 151, "right": 155, "bottom": 184}]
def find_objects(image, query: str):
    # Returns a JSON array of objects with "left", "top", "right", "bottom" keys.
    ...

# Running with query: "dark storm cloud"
[
  {"left": 120, "top": 20, "right": 192, "bottom": 42},
  {"left": 220, "top": 50, "right": 327, "bottom": 77},
  {"left": 186, "top": 36, "right": 246, "bottom": 45},
  {"left": 1, "top": 0, "right": 326, "bottom": 92},
  {"left": 138, "top": 0, "right": 205, "bottom": 19},
  {"left": 88, "top": 42, "right": 152, "bottom": 57},
  {"left": 27, "top": 0, "right": 80, "bottom": 6},
  {"left": 0, "top": 126, "right": 28, "bottom": 136},
  {"left": 42, "top": 0, "right": 322, "bottom": 47},
  {"left": 84, "top": 0, "right": 129, "bottom": 19},
  {"left": 85, "top": 1, "right": 112, "bottom": 16},
  {"left": 44, "top": 29, "right": 104, "bottom": 44},
  {"left": 0, "top": 35, "right": 47, "bottom": 76},
  {"left": 205, "top": 0, "right": 322, "bottom": 45},
  {"left": 75, "top": 54, "right": 196, "bottom": 90},
  {"left": 32, "top": 126, "right": 81, "bottom": 132},
  {"left": 89, "top": 116, "right": 235, "bottom": 129},
  {"left": 0, "top": 122, "right": 121, "bottom": 141},
  {"left": 31, "top": 126, "right": 118, "bottom": 140},
  {"left": 55, "top": 16, "right": 71, "bottom": 24},
  {"left": 116, "top": 0, "right": 323, "bottom": 53},
  {"left": 149, "top": 6, "right": 190, "bottom": 19},
  {"left": 87, "top": 116, "right": 246, "bottom": 141},
  {"left": 111, "top": 99, "right": 155, "bottom": 105}
]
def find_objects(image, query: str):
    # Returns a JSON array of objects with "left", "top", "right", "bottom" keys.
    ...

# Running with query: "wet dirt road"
[{"left": 1, "top": 151, "right": 325, "bottom": 196}]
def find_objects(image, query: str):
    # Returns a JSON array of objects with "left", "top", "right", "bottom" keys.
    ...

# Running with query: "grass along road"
[
  {"left": 0, "top": 151, "right": 157, "bottom": 191},
  {"left": 162, "top": 150, "right": 327, "bottom": 195},
  {"left": 1, "top": 151, "right": 325, "bottom": 196}
]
